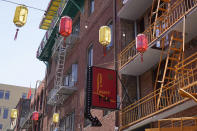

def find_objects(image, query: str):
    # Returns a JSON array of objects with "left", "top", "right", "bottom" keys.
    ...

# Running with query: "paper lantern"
[
  {"left": 32, "top": 111, "right": 39, "bottom": 121},
  {"left": 136, "top": 34, "right": 148, "bottom": 61},
  {"left": 11, "top": 109, "right": 17, "bottom": 119},
  {"left": 99, "top": 26, "right": 111, "bottom": 56},
  {"left": 99, "top": 26, "right": 111, "bottom": 46},
  {"left": 53, "top": 113, "right": 59, "bottom": 123},
  {"left": 13, "top": 5, "right": 28, "bottom": 40},
  {"left": 59, "top": 16, "right": 72, "bottom": 45}
]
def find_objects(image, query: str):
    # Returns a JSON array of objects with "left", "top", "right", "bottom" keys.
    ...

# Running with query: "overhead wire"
[{"left": 0, "top": 0, "right": 46, "bottom": 12}]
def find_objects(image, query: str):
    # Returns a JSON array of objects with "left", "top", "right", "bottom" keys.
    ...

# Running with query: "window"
[
  {"left": 59, "top": 118, "right": 65, "bottom": 131},
  {"left": 107, "top": 21, "right": 113, "bottom": 50},
  {"left": 65, "top": 112, "right": 75, "bottom": 131},
  {"left": 64, "top": 64, "right": 78, "bottom": 87},
  {"left": 0, "top": 90, "right": 4, "bottom": 99},
  {"left": 3, "top": 108, "right": 8, "bottom": 119},
  {"left": 72, "top": 17, "right": 80, "bottom": 36},
  {"left": 89, "top": 0, "right": 94, "bottom": 15},
  {"left": 0, "top": 108, "right": 1, "bottom": 116},
  {"left": 88, "top": 46, "right": 93, "bottom": 67},
  {"left": 4, "top": 91, "right": 10, "bottom": 100},
  {"left": 0, "top": 124, "right": 2, "bottom": 130},
  {"left": 22, "top": 93, "right": 27, "bottom": 99},
  {"left": 72, "top": 64, "right": 78, "bottom": 83}
]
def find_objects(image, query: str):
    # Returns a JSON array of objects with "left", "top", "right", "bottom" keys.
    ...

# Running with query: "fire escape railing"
[
  {"left": 119, "top": 0, "right": 197, "bottom": 69},
  {"left": 120, "top": 52, "right": 197, "bottom": 130}
]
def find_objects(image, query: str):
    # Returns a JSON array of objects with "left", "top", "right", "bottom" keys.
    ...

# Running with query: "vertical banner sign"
[{"left": 92, "top": 66, "right": 117, "bottom": 109}]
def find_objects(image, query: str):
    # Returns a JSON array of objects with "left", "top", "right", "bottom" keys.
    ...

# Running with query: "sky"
[{"left": 0, "top": 0, "right": 51, "bottom": 88}]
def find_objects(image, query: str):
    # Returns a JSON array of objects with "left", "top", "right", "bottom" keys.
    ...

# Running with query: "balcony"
[
  {"left": 20, "top": 110, "right": 33, "bottom": 129},
  {"left": 118, "top": 0, "right": 153, "bottom": 20},
  {"left": 120, "top": 52, "right": 197, "bottom": 130},
  {"left": 37, "top": 0, "right": 83, "bottom": 61},
  {"left": 119, "top": 0, "right": 197, "bottom": 75},
  {"left": 47, "top": 85, "right": 77, "bottom": 105},
  {"left": 146, "top": 117, "right": 197, "bottom": 131}
]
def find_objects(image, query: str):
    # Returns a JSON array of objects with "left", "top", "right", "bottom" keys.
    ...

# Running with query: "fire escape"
[
  {"left": 47, "top": 35, "right": 78, "bottom": 106},
  {"left": 120, "top": 0, "right": 197, "bottom": 130}
]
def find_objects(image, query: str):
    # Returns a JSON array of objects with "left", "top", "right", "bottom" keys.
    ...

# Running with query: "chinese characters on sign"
[{"left": 92, "top": 66, "right": 117, "bottom": 109}]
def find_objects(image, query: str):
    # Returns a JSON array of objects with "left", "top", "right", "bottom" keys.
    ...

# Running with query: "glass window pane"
[
  {"left": 5, "top": 91, "right": 10, "bottom": 100},
  {"left": 88, "top": 46, "right": 93, "bottom": 67},
  {"left": 107, "top": 21, "right": 113, "bottom": 50},
  {"left": 90, "top": 0, "right": 94, "bottom": 14},
  {"left": 3, "top": 108, "right": 8, "bottom": 119},
  {"left": 0, "top": 124, "right": 3, "bottom": 129},
  {"left": 72, "top": 64, "right": 78, "bottom": 82},
  {"left": 0, "top": 90, "right": 4, "bottom": 99}
]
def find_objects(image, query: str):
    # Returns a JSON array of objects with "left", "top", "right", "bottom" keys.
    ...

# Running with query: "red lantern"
[
  {"left": 59, "top": 16, "right": 72, "bottom": 45},
  {"left": 32, "top": 111, "right": 39, "bottom": 121},
  {"left": 136, "top": 34, "right": 148, "bottom": 62}
]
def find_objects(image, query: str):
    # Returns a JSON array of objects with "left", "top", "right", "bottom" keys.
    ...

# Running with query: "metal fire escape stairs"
[
  {"left": 150, "top": 0, "right": 170, "bottom": 37},
  {"left": 155, "top": 31, "right": 183, "bottom": 109},
  {"left": 150, "top": 0, "right": 187, "bottom": 109},
  {"left": 53, "top": 38, "right": 67, "bottom": 105}
]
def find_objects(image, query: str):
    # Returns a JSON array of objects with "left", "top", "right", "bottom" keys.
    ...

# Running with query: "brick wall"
[{"left": 43, "top": 0, "right": 120, "bottom": 130}]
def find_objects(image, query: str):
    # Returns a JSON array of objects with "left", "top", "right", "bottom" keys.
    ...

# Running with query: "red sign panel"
[{"left": 92, "top": 66, "right": 117, "bottom": 109}]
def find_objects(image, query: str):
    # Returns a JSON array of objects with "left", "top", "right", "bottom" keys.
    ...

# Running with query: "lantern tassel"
[
  {"left": 103, "top": 46, "right": 106, "bottom": 56},
  {"left": 14, "top": 29, "right": 19, "bottom": 40},
  {"left": 63, "top": 37, "right": 66, "bottom": 47},
  {"left": 140, "top": 53, "right": 143, "bottom": 62}
]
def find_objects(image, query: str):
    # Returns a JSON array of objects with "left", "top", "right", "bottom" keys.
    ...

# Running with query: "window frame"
[
  {"left": 4, "top": 91, "right": 10, "bottom": 100},
  {"left": 106, "top": 20, "right": 113, "bottom": 50},
  {"left": 3, "top": 108, "right": 8, "bottom": 119},
  {"left": 87, "top": 45, "right": 93, "bottom": 67},
  {"left": 65, "top": 112, "right": 75, "bottom": 131},
  {"left": 0, "top": 90, "right": 4, "bottom": 99},
  {"left": 89, "top": 0, "right": 95, "bottom": 15}
]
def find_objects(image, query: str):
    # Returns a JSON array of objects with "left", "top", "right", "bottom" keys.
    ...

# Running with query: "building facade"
[
  {"left": 0, "top": 84, "right": 33, "bottom": 131},
  {"left": 35, "top": 0, "right": 197, "bottom": 131},
  {"left": 12, "top": 80, "right": 45, "bottom": 131},
  {"left": 118, "top": 0, "right": 197, "bottom": 130},
  {"left": 36, "top": 0, "right": 122, "bottom": 130}
]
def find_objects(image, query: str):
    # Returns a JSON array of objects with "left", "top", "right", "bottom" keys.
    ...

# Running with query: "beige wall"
[{"left": 0, "top": 83, "right": 34, "bottom": 131}]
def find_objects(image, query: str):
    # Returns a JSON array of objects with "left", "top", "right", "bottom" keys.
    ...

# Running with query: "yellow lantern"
[
  {"left": 99, "top": 26, "right": 111, "bottom": 46},
  {"left": 53, "top": 113, "right": 59, "bottom": 123},
  {"left": 13, "top": 5, "right": 28, "bottom": 40},
  {"left": 99, "top": 26, "right": 111, "bottom": 56},
  {"left": 11, "top": 109, "right": 17, "bottom": 119}
]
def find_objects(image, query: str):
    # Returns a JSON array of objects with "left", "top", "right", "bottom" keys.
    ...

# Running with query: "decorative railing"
[
  {"left": 119, "top": 0, "right": 197, "bottom": 69},
  {"left": 20, "top": 109, "right": 33, "bottom": 128},
  {"left": 146, "top": 117, "right": 197, "bottom": 131},
  {"left": 120, "top": 52, "right": 197, "bottom": 130},
  {"left": 36, "top": 0, "right": 68, "bottom": 59}
]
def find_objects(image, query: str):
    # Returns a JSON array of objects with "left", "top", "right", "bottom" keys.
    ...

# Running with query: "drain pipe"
[
  {"left": 134, "top": 21, "right": 140, "bottom": 101},
  {"left": 113, "top": 0, "right": 119, "bottom": 129}
]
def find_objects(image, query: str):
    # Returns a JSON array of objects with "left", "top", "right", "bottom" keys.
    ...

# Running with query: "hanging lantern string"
[
  {"left": 0, "top": 0, "right": 46, "bottom": 12},
  {"left": 14, "top": 28, "right": 19, "bottom": 40}
]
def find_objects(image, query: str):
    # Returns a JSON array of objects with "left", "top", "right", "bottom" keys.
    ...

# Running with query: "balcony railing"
[
  {"left": 47, "top": 84, "right": 77, "bottom": 105},
  {"left": 20, "top": 109, "right": 33, "bottom": 129},
  {"left": 119, "top": 0, "right": 197, "bottom": 69},
  {"left": 120, "top": 52, "right": 197, "bottom": 130},
  {"left": 146, "top": 117, "right": 197, "bottom": 131}
]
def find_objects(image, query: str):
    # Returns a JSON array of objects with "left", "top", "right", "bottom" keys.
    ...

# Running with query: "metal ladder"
[
  {"left": 155, "top": 31, "right": 183, "bottom": 109},
  {"left": 150, "top": 0, "right": 170, "bottom": 37},
  {"left": 54, "top": 40, "right": 66, "bottom": 89}
]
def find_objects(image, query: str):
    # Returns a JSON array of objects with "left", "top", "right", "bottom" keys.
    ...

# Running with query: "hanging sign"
[{"left": 92, "top": 66, "right": 117, "bottom": 109}]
